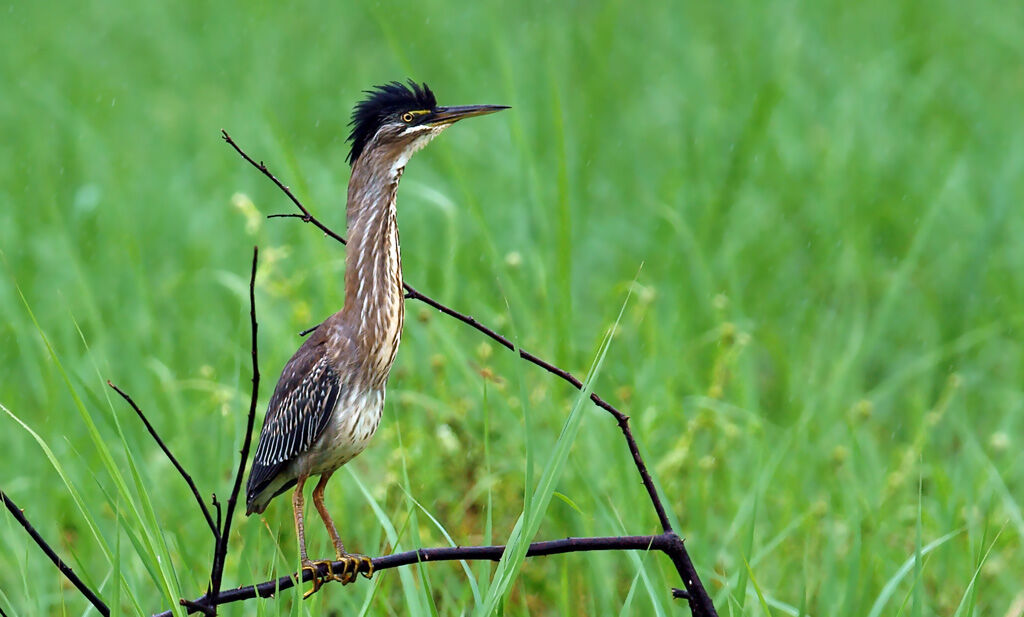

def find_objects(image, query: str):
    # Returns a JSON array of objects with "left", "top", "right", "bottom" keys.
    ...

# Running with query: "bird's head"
[{"left": 346, "top": 80, "right": 508, "bottom": 169}]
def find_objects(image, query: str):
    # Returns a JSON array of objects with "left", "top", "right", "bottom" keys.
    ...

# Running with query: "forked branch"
[
  {"left": 3, "top": 133, "right": 717, "bottom": 617},
  {"left": 220, "top": 131, "right": 717, "bottom": 617},
  {"left": 208, "top": 246, "right": 261, "bottom": 607},
  {"left": 220, "top": 129, "right": 673, "bottom": 532},
  {"left": 104, "top": 248, "right": 260, "bottom": 616}
]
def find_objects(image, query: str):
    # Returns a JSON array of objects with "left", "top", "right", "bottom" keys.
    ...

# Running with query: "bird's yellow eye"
[{"left": 402, "top": 112, "right": 415, "bottom": 123}]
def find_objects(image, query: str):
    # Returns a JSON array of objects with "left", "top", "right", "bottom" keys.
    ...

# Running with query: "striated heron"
[{"left": 244, "top": 81, "right": 507, "bottom": 597}]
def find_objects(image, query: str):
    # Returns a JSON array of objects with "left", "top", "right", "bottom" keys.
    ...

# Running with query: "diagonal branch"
[
  {"left": 159, "top": 532, "right": 693, "bottom": 617},
  {"left": 2, "top": 490, "right": 110, "bottom": 617},
  {"left": 108, "top": 381, "right": 219, "bottom": 539},
  {"left": 221, "top": 132, "right": 347, "bottom": 246},
  {"left": 208, "top": 246, "right": 261, "bottom": 610},
  {"left": 401, "top": 286, "right": 674, "bottom": 534}
]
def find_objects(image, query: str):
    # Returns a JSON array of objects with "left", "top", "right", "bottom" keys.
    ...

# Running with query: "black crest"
[{"left": 347, "top": 80, "right": 437, "bottom": 166}]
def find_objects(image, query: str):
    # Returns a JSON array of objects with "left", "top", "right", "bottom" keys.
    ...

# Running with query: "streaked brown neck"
[{"left": 340, "top": 146, "right": 407, "bottom": 388}]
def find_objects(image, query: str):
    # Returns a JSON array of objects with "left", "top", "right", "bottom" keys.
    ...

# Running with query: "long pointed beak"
[{"left": 428, "top": 104, "right": 510, "bottom": 125}]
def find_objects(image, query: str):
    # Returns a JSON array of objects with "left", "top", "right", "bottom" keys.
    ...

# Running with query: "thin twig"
[
  {"left": 2, "top": 490, "right": 110, "bottom": 617},
  {"left": 221, "top": 131, "right": 717, "bottom": 616},
  {"left": 663, "top": 533, "right": 718, "bottom": 617},
  {"left": 213, "top": 494, "right": 222, "bottom": 534},
  {"left": 108, "top": 381, "right": 219, "bottom": 539},
  {"left": 208, "top": 246, "right": 261, "bottom": 610},
  {"left": 221, "top": 131, "right": 347, "bottom": 246},
  {"left": 159, "top": 533, "right": 680, "bottom": 616},
  {"left": 298, "top": 322, "right": 321, "bottom": 337}
]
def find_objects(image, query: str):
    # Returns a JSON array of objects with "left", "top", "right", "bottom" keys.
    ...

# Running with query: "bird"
[{"left": 244, "top": 80, "right": 507, "bottom": 598}]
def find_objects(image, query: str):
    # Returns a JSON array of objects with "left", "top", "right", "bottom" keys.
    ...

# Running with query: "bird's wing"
[{"left": 246, "top": 348, "right": 342, "bottom": 505}]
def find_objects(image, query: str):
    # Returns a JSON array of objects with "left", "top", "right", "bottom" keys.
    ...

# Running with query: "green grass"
[{"left": 2, "top": 0, "right": 1023, "bottom": 615}]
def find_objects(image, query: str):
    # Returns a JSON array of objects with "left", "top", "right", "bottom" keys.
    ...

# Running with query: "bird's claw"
[
  {"left": 356, "top": 554, "right": 374, "bottom": 580},
  {"left": 300, "top": 560, "right": 335, "bottom": 599},
  {"left": 299, "top": 555, "right": 372, "bottom": 597},
  {"left": 300, "top": 563, "right": 321, "bottom": 599},
  {"left": 330, "top": 553, "right": 373, "bottom": 584}
]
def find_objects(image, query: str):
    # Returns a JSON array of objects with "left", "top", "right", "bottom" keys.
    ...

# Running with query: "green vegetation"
[{"left": 2, "top": 0, "right": 1022, "bottom": 615}]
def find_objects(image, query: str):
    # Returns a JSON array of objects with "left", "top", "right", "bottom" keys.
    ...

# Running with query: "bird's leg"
[
  {"left": 312, "top": 471, "right": 343, "bottom": 552},
  {"left": 293, "top": 475, "right": 330, "bottom": 599},
  {"left": 312, "top": 472, "right": 373, "bottom": 584}
]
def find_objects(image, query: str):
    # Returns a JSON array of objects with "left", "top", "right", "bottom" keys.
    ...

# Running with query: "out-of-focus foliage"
[{"left": 1, "top": 0, "right": 1022, "bottom": 615}]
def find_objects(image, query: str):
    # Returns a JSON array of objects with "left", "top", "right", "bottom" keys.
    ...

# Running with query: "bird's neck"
[{"left": 341, "top": 160, "right": 406, "bottom": 388}]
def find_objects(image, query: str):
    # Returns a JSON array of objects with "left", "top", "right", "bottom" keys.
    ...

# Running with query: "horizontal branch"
[
  {"left": 160, "top": 533, "right": 685, "bottom": 616},
  {"left": 1, "top": 490, "right": 110, "bottom": 617}
]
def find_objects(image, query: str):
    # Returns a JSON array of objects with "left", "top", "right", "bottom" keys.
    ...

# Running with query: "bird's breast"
[{"left": 299, "top": 388, "right": 385, "bottom": 476}]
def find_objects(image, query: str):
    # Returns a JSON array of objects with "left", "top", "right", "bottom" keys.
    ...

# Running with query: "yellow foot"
[
  {"left": 331, "top": 553, "right": 374, "bottom": 585},
  {"left": 300, "top": 559, "right": 335, "bottom": 599}
]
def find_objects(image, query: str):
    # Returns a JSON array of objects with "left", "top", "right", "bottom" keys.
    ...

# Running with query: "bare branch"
[
  {"left": 108, "top": 381, "right": 219, "bottom": 540},
  {"left": 220, "top": 131, "right": 347, "bottom": 246},
  {"left": 213, "top": 494, "right": 222, "bottom": 535},
  {"left": 223, "top": 129, "right": 673, "bottom": 535},
  {"left": 208, "top": 246, "right": 261, "bottom": 609},
  {"left": 5, "top": 134, "right": 720, "bottom": 617},
  {"left": 297, "top": 321, "right": 322, "bottom": 337},
  {"left": 1, "top": 490, "right": 110, "bottom": 617},
  {"left": 220, "top": 131, "right": 716, "bottom": 615},
  {"left": 158, "top": 533, "right": 691, "bottom": 616},
  {"left": 662, "top": 532, "right": 718, "bottom": 617},
  {"left": 401, "top": 286, "right": 675, "bottom": 533},
  {"left": 179, "top": 599, "right": 215, "bottom": 617}
]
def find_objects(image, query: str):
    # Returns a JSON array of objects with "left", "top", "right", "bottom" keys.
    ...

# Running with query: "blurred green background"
[{"left": 2, "top": 0, "right": 1022, "bottom": 615}]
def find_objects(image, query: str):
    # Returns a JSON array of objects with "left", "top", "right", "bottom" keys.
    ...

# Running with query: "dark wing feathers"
[{"left": 246, "top": 349, "right": 342, "bottom": 505}]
